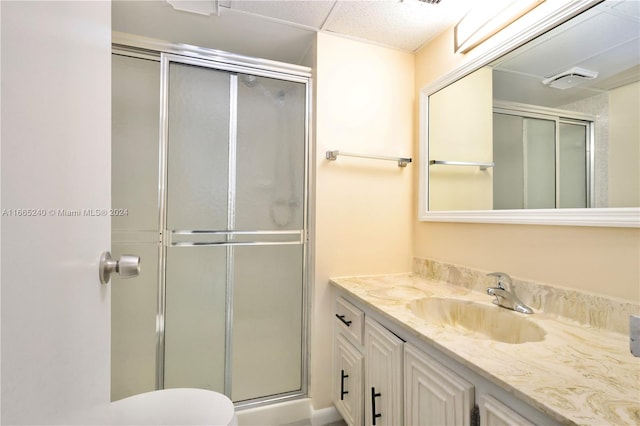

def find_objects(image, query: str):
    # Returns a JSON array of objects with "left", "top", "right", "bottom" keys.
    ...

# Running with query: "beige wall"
[
  {"left": 429, "top": 67, "right": 493, "bottom": 210},
  {"left": 312, "top": 32, "right": 414, "bottom": 409},
  {"left": 609, "top": 81, "right": 640, "bottom": 207},
  {"left": 414, "top": 25, "right": 640, "bottom": 303}
]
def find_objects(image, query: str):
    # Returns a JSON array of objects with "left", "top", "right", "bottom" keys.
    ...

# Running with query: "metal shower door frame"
[
  {"left": 113, "top": 34, "right": 313, "bottom": 407},
  {"left": 158, "top": 52, "right": 311, "bottom": 406}
]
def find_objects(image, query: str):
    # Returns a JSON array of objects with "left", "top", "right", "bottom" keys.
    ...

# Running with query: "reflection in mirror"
[
  {"left": 426, "top": 0, "right": 639, "bottom": 214},
  {"left": 491, "top": 105, "right": 593, "bottom": 209}
]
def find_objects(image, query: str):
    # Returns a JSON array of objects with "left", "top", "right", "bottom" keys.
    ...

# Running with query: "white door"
[{"left": 1, "top": 1, "right": 112, "bottom": 424}]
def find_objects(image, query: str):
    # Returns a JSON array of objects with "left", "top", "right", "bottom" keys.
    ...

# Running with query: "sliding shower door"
[
  {"left": 162, "top": 62, "right": 230, "bottom": 393},
  {"left": 558, "top": 121, "right": 589, "bottom": 208},
  {"left": 161, "top": 55, "right": 308, "bottom": 403},
  {"left": 493, "top": 110, "right": 592, "bottom": 209}
]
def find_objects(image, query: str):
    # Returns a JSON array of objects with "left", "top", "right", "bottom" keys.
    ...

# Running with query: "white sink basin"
[{"left": 407, "top": 297, "right": 545, "bottom": 344}]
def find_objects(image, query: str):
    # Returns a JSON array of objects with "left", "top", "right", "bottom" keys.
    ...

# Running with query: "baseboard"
[
  {"left": 235, "top": 398, "right": 343, "bottom": 426},
  {"left": 310, "top": 405, "right": 343, "bottom": 426},
  {"left": 236, "top": 398, "right": 311, "bottom": 425}
]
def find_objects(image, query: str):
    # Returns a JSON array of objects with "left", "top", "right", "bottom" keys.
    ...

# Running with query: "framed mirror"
[{"left": 419, "top": 0, "right": 639, "bottom": 227}]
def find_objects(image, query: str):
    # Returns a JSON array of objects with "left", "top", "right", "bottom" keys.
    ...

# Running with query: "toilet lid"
[{"left": 111, "top": 388, "right": 236, "bottom": 426}]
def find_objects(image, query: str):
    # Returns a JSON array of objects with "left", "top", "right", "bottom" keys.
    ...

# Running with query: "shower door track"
[{"left": 114, "top": 34, "right": 312, "bottom": 409}]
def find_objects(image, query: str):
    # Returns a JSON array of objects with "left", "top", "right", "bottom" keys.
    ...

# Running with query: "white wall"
[{"left": 312, "top": 32, "right": 414, "bottom": 410}]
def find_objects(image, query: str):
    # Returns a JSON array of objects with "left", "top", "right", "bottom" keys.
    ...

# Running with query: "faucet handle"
[{"left": 487, "top": 272, "right": 512, "bottom": 290}]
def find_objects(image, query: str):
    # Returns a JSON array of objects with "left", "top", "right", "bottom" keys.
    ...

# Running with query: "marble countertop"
[{"left": 330, "top": 273, "right": 640, "bottom": 426}]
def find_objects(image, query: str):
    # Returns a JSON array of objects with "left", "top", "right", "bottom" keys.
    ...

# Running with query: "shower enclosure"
[
  {"left": 492, "top": 105, "right": 594, "bottom": 209},
  {"left": 111, "top": 36, "right": 311, "bottom": 407}
]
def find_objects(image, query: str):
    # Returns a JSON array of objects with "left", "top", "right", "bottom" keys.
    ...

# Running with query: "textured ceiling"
[
  {"left": 225, "top": 0, "right": 474, "bottom": 51},
  {"left": 112, "top": 0, "right": 475, "bottom": 65},
  {"left": 491, "top": 0, "right": 640, "bottom": 107}
]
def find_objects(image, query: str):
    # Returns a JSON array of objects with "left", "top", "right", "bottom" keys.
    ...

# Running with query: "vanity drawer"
[{"left": 335, "top": 297, "right": 364, "bottom": 345}]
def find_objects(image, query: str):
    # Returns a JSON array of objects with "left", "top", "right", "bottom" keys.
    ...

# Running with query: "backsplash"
[{"left": 413, "top": 257, "right": 640, "bottom": 335}]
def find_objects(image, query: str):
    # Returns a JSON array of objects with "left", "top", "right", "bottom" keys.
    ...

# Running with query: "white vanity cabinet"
[
  {"left": 363, "top": 317, "right": 404, "bottom": 426},
  {"left": 333, "top": 298, "right": 404, "bottom": 426},
  {"left": 479, "top": 395, "right": 536, "bottom": 426},
  {"left": 404, "top": 343, "right": 474, "bottom": 425},
  {"left": 334, "top": 333, "right": 364, "bottom": 426},
  {"left": 333, "top": 297, "right": 365, "bottom": 426},
  {"left": 332, "top": 289, "right": 560, "bottom": 426}
]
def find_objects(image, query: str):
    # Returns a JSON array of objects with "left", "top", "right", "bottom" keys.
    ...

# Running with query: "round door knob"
[{"left": 99, "top": 251, "right": 140, "bottom": 284}]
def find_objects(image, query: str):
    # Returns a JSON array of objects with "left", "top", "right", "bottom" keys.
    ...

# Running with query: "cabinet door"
[
  {"left": 334, "top": 333, "right": 364, "bottom": 426},
  {"left": 479, "top": 394, "right": 535, "bottom": 426},
  {"left": 364, "top": 318, "right": 403, "bottom": 426},
  {"left": 404, "top": 343, "right": 474, "bottom": 426}
]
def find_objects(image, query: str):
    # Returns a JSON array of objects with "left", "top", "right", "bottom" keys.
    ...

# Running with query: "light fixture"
[
  {"left": 454, "top": 0, "right": 544, "bottom": 54},
  {"left": 166, "top": 0, "right": 219, "bottom": 16},
  {"left": 542, "top": 67, "right": 598, "bottom": 90}
]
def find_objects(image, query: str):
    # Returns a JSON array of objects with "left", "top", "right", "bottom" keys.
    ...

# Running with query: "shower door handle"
[{"left": 99, "top": 251, "right": 140, "bottom": 284}]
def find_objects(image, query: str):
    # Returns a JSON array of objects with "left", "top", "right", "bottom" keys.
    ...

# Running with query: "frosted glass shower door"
[
  {"left": 163, "top": 61, "right": 231, "bottom": 393},
  {"left": 162, "top": 57, "right": 307, "bottom": 403},
  {"left": 232, "top": 74, "right": 306, "bottom": 401},
  {"left": 525, "top": 117, "right": 556, "bottom": 209},
  {"left": 493, "top": 113, "right": 556, "bottom": 209},
  {"left": 559, "top": 122, "right": 588, "bottom": 208},
  {"left": 493, "top": 113, "right": 525, "bottom": 209},
  {"left": 493, "top": 110, "right": 591, "bottom": 210}
]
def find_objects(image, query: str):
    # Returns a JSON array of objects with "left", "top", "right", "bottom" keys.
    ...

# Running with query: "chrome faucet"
[{"left": 486, "top": 272, "right": 533, "bottom": 314}]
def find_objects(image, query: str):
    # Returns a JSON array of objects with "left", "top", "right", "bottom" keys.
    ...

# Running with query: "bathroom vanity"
[{"left": 331, "top": 268, "right": 640, "bottom": 426}]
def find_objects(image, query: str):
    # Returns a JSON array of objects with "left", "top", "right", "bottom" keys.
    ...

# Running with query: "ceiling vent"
[
  {"left": 542, "top": 67, "right": 598, "bottom": 90},
  {"left": 166, "top": 0, "right": 219, "bottom": 16}
]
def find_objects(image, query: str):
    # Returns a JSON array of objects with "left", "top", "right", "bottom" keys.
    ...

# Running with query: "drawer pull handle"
[
  {"left": 336, "top": 314, "right": 352, "bottom": 326},
  {"left": 371, "top": 387, "right": 382, "bottom": 425},
  {"left": 340, "top": 369, "right": 349, "bottom": 400}
]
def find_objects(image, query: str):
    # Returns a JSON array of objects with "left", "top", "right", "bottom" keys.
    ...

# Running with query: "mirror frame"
[{"left": 419, "top": 0, "right": 640, "bottom": 228}]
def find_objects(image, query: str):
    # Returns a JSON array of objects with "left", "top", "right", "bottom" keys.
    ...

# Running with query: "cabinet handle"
[
  {"left": 471, "top": 404, "right": 480, "bottom": 426},
  {"left": 371, "top": 387, "right": 382, "bottom": 425},
  {"left": 336, "top": 314, "right": 352, "bottom": 326},
  {"left": 340, "top": 369, "right": 349, "bottom": 400}
]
